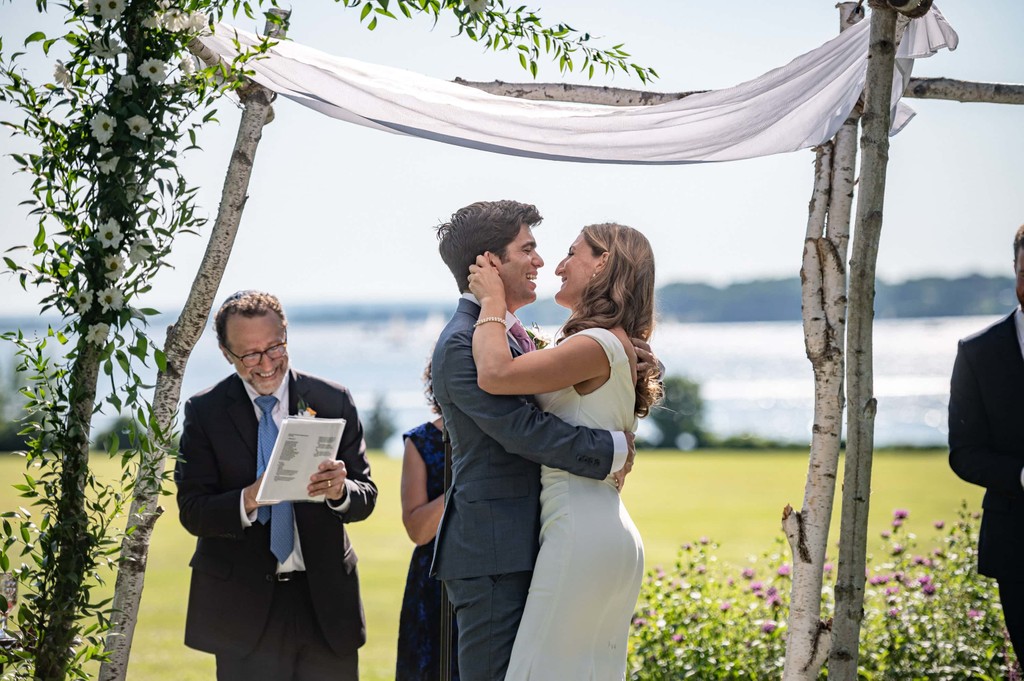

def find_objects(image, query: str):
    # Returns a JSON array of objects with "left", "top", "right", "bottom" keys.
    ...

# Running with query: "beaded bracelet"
[{"left": 473, "top": 316, "right": 507, "bottom": 329}]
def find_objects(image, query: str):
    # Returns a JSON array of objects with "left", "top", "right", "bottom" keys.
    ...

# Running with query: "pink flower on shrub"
[
  {"left": 823, "top": 563, "right": 833, "bottom": 573},
  {"left": 893, "top": 509, "right": 909, "bottom": 520},
  {"left": 720, "top": 601, "right": 732, "bottom": 612},
  {"left": 887, "top": 608, "right": 900, "bottom": 618},
  {"left": 777, "top": 564, "right": 791, "bottom": 577},
  {"left": 672, "top": 633, "right": 683, "bottom": 642},
  {"left": 968, "top": 609, "right": 982, "bottom": 620},
  {"left": 892, "top": 543, "right": 905, "bottom": 556},
  {"left": 750, "top": 581, "right": 764, "bottom": 594},
  {"left": 881, "top": 530, "right": 891, "bottom": 539},
  {"left": 761, "top": 621, "right": 777, "bottom": 634},
  {"left": 699, "top": 536, "right": 710, "bottom": 545},
  {"left": 934, "top": 520, "right": 945, "bottom": 529},
  {"left": 922, "top": 583, "right": 936, "bottom": 596},
  {"left": 869, "top": 574, "right": 889, "bottom": 586},
  {"left": 742, "top": 568, "right": 756, "bottom": 580},
  {"left": 892, "top": 518, "right": 904, "bottom": 528},
  {"left": 696, "top": 565, "right": 706, "bottom": 574}
]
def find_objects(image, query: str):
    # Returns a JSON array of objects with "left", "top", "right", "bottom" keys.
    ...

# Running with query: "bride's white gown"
[{"left": 506, "top": 328, "right": 645, "bottom": 681}]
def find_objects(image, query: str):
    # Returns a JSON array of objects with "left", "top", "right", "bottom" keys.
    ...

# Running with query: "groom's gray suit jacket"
[{"left": 430, "top": 298, "right": 614, "bottom": 580}]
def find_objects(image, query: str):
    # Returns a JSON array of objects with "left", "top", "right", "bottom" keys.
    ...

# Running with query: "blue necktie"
[{"left": 255, "top": 395, "right": 294, "bottom": 563}]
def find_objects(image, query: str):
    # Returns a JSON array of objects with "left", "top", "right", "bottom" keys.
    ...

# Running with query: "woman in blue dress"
[{"left": 396, "top": 362, "right": 459, "bottom": 680}]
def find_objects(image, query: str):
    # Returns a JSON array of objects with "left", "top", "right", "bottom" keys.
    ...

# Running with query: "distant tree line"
[{"left": 655, "top": 274, "right": 1016, "bottom": 323}]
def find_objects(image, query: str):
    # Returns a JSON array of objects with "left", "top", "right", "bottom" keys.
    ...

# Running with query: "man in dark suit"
[
  {"left": 949, "top": 223, "right": 1024, "bottom": 664},
  {"left": 430, "top": 200, "right": 634, "bottom": 680},
  {"left": 175, "top": 290, "right": 377, "bottom": 681}
]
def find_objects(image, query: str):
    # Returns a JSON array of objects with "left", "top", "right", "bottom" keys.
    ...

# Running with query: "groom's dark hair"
[{"left": 436, "top": 200, "right": 542, "bottom": 293}]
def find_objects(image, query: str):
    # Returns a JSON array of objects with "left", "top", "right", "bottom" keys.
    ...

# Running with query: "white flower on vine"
[
  {"left": 97, "top": 155, "right": 119, "bottom": 174},
  {"left": 138, "top": 58, "right": 168, "bottom": 83},
  {"left": 96, "top": 218, "right": 123, "bottom": 249},
  {"left": 464, "top": 0, "right": 490, "bottom": 14},
  {"left": 188, "top": 11, "right": 210, "bottom": 33},
  {"left": 115, "top": 74, "right": 137, "bottom": 93},
  {"left": 179, "top": 55, "right": 196, "bottom": 76},
  {"left": 161, "top": 9, "right": 190, "bottom": 32},
  {"left": 126, "top": 114, "right": 153, "bottom": 139},
  {"left": 90, "top": 0, "right": 126, "bottom": 21},
  {"left": 72, "top": 290, "right": 93, "bottom": 314},
  {"left": 85, "top": 323, "right": 111, "bottom": 345},
  {"left": 129, "top": 237, "right": 155, "bottom": 265},
  {"left": 98, "top": 286, "right": 124, "bottom": 312},
  {"left": 90, "top": 34, "right": 123, "bottom": 59},
  {"left": 90, "top": 112, "right": 116, "bottom": 144},
  {"left": 103, "top": 254, "right": 126, "bottom": 280},
  {"left": 54, "top": 61, "right": 72, "bottom": 88}
]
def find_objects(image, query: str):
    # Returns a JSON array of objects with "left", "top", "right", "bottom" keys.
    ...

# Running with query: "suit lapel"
[
  {"left": 225, "top": 375, "right": 258, "bottom": 457},
  {"left": 288, "top": 369, "right": 308, "bottom": 415},
  {"left": 996, "top": 313, "right": 1024, "bottom": 388}
]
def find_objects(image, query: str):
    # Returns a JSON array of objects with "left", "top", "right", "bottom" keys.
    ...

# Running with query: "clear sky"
[{"left": 1, "top": 1, "right": 1022, "bottom": 316}]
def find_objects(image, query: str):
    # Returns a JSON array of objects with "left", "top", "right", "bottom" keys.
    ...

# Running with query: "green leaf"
[
  {"left": 24, "top": 31, "right": 46, "bottom": 46},
  {"left": 360, "top": 2, "right": 373, "bottom": 20},
  {"left": 154, "top": 348, "right": 167, "bottom": 373}
]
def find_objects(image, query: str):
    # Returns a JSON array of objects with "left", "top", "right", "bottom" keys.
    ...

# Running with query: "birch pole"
[
  {"left": 829, "top": 3, "right": 908, "bottom": 677},
  {"left": 97, "top": 10, "right": 289, "bottom": 680},
  {"left": 780, "top": 6, "right": 862, "bottom": 678}
]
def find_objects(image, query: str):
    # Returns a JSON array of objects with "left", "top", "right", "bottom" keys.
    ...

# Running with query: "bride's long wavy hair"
[{"left": 560, "top": 223, "right": 662, "bottom": 417}]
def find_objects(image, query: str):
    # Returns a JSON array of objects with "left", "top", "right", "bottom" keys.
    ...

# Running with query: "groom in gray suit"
[{"left": 430, "top": 200, "right": 633, "bottom": 680}]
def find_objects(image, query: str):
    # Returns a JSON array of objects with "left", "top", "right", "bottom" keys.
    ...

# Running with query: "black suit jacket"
[
  {"left": 949, "top": 312, "right": 1024, "bottom": 580},
  {"left": 175, "top": 369, "right": 377, "bottom": 657}
]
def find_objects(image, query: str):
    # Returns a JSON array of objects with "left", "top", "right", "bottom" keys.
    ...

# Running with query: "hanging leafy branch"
[{"left": 336, "top": 0, "right": 659, "bottom": 82}]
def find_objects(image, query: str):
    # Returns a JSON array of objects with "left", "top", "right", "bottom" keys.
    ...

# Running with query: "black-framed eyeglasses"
[{"left": 224, "top": 342, "right": 288, "bottom": 367}]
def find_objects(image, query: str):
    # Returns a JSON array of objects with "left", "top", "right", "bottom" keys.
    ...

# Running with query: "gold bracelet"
[{"left": 474, "top": 316, "right": 507, "bottom": 329}]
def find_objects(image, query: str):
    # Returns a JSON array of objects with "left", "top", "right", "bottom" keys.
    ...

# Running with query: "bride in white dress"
[{"left": 468, "top": 222, "right": 661, "bottom": 681}]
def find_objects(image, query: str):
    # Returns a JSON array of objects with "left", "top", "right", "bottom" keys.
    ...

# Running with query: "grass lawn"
[{"left": 0, "top": 449, "right": 982, "bottom": 680}]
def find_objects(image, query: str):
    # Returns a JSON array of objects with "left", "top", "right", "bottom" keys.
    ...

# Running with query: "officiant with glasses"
[{"left": 174, "top": 290, "right": 377, "bottom": 681}]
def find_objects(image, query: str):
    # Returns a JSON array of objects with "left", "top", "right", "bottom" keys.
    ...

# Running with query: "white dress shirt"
[{"left": 238, "top": 374, "right": 351, "bottom": 572}]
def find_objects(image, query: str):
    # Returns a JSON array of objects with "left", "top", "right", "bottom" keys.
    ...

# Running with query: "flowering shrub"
[{"left": 628, "top": 505, "right": 1020, "bottom": 680}]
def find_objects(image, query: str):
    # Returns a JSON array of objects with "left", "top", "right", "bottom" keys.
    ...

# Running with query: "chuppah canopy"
[{"left": 198, "top": 7, "right": 957, "bottom": 165}]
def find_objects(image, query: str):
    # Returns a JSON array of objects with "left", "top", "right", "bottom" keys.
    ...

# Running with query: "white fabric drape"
[{"left": 199, "top": 9, "right": 957, "bottom": 165}]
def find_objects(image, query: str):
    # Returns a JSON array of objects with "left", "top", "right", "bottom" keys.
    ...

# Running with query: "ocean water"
[{"left": 2, "top": 313, "right": 1004, "bottom": 454}]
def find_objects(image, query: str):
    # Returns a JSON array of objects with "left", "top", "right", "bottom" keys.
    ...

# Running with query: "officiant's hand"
[
  {"left": 468, "top": 253, "right": 506, "bottom": 308},
  {"left": 243, "top": 474, "right": 267, "bottom": 514},
  {"left": 309, "top": 459, "right": 348, "bottom": 502}
]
